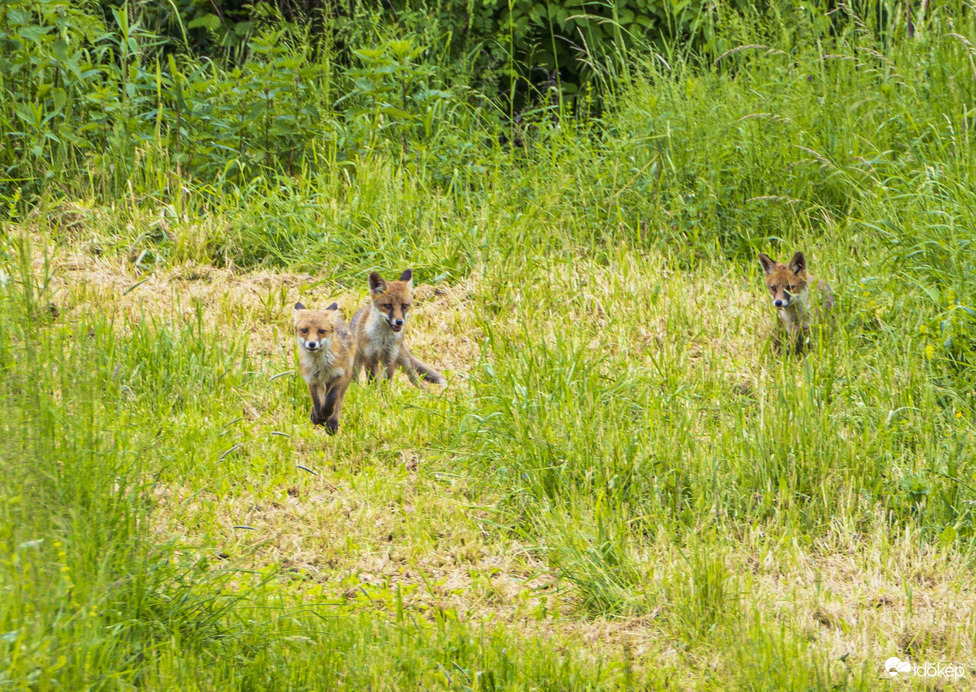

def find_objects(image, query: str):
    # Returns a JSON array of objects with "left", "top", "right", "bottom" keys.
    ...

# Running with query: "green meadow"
[{"left": 2, "top": 1, "right": 975, "bottom": 688}]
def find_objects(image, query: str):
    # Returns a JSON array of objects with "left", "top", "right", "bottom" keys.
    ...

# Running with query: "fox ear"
[
  {"left": 788, "top": 251, "right": 806, "bottom": 274},
  {"left": 758, "top": 253, "right": 775, "bottom": 275},
  {"left": 294, "top": 302, "right": 306, "bottom": 310},
  {"left": 326, "top": 302, "right": 339, "bottom": 311},
  {"left": 369, "top": 271, "right": 387, "bottom": 294},
  {"left": 399, "top": 268, "right": 413, "bottom": 284}
]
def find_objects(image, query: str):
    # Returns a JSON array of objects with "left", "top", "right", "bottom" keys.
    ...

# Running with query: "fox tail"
[{"left": 410, "top": 355, "right": 445, "bottom": 384}]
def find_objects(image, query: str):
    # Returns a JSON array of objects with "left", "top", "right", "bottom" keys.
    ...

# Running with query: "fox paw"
[{"left": 324, "top": 417, "right": 339, "bottom": 435}]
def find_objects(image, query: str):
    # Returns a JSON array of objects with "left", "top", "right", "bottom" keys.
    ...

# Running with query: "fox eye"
[
  {"left": 787, "top": 285, "right": 795, "bottom": 292},
  {"left": 402, "top": 303, "right": 410, "bottom": 311},
  {"left": 318, "top": 329, "right": 326, "bottom": 335},
  {"left": 382, "top": 303, "right": 393, "bottom": 310},
  {"left": 300, "top": 328, "right": 309, "bottom": 334},
  {"left": 769, "top": 287, "right": 776, "bottom": 294}
]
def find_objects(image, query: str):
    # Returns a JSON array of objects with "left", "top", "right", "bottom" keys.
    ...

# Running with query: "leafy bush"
[{"left": 0, "top": 1, "right": 339, "bottom": 200}]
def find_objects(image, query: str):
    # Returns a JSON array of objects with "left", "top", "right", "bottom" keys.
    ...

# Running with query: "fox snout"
[
  {"left": 304, "top": 339, "right": 321, "bottom": 351},
  {"left": 773, "top": 296, "right": 792, "bottom": 308},
  {"left": 389, "top": 317, "right": 404, "bottom": 332}
]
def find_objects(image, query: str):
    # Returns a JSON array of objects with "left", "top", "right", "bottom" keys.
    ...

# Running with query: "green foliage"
[
  {"left": 0, "top": 0, "right": 338, "bottom": 199},
  {"left": 389, "top": 0, "right": 758, "bottom": 87}
]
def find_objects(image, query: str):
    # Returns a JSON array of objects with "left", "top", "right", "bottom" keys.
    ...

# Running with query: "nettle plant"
[
  {"left": 382, "top": 0, "right": 757, "bottom": 89},
  {"left": 0, "top": 0, "right": 115, "bottom": 194},
  {"left": 154, "top": 23, "right": 334, "bottom": 181},
  {"left": 0, "top": 0, "right": 338, "bottom": 201},
  {"left": 337, "top": 36, "right": 454, "bottom": 157}
]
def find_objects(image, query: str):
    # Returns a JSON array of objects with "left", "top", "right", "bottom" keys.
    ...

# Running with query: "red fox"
[
  {"left": 758, "top": 251, "right": 835, "bottom": 352},
  {"left": 350, "top": 269, "right": 445, "bottom": 387},
  {"left": 293, "top": 302, "right": 355, "bottom": 433}
]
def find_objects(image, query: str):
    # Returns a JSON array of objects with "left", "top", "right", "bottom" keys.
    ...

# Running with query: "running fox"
[
  {"left": 350, "top": 269, "right": 445, "bottom": 387},
  {"left": 294, "top": 301, "right": 355, "bottom": 433},
  {"left": 758, "top": 251, "right": 835, "bottom": 353}
]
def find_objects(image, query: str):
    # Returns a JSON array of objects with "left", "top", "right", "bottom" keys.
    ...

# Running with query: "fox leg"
[
  {"left": 322, "top": 381, "right": 348, "bottom": 435},
  {"left": 782, "top": 322, "right": 803, "bottom": 355},
  {"left": 793, "top": 328, "right": 808, "bottom": 355},
  {"left": 320, "top": 385, "right": 338, "bottom": 434},
  {"left": 308, "top": 384, "right": 327, "bottom": 426},
  {"left": 319, "top": 383, "right": 336, "bottom": 418},
  {"left": 775, "top": 326, "right": 805, "bottom": 356},
  {"left": 366, "top": 359, "right": 381, "bottom": 384},
  {"left": 385, "top": 356, "right": 401, "bottom": 381}
]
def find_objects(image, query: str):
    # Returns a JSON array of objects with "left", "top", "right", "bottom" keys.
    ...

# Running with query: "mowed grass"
[{"left": 3, "top": 9, "right": 976, "bottom": 690}]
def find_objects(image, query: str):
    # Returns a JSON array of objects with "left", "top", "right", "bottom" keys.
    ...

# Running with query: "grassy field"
[{"left": 3, "top": 3, "right": 976, "bottom": 689}]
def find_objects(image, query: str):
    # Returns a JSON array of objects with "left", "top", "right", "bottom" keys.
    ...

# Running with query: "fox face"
[
  {"left": 294, "top": 302, "right": 340, "bottom": 352},
  {"left": 368, "top": 269, "right": 413, "bottom": 333},
  {"left": 758, "top": 252, "right": 808, "bottom": 309}
]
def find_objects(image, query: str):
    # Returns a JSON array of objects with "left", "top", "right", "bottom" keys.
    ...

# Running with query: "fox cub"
[
  {"left": 758, "top": 251, "right": 835, "bottom": 353},
  {"left": 350, "top": 268, "right": 445, "bottom": 387},
  {"left": 294, "top": 301, "right": 355, "bottom": 434}
]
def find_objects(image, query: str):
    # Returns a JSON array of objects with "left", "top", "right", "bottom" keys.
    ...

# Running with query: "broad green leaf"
[{"left": 188, "top": 14, "right": 221, "bottom": 32}]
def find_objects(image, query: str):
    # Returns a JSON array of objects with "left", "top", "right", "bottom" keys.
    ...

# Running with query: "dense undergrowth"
[{"left": 2, "top": 0, "right": 976, "bottom": 689}]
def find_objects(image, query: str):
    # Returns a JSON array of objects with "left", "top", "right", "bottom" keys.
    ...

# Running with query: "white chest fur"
[
  {"left": 778, "top": 291, "right": 810, "bottom": 335},
  {"left": 298, "top": 338, "right": 340, "bottom": 384},
  {"left": 363, "top": 309, "right": 402, "bottom": 359}
]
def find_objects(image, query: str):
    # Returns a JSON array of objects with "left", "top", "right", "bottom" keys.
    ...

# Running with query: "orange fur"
[
  {"left": 294, "top": 302, "right": 355, "bottom": 433},
  {"left": 350, "top": 269, "right": 445, "bottom": 387},
  {"left": 758, "top": 251, "right": 834, "bottom": 352}
]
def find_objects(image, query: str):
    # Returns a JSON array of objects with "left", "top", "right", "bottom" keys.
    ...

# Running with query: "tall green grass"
[{"left": 0, "top": 241, "right": 636, "bottom": 689}]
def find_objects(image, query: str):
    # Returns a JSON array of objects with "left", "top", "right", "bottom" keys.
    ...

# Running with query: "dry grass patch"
[
  {"left": 154, "top": 463, "right": 560, "bottom": 627},
  {"left": 19, "top": 231, "right": 976, "bottom": 687},
  {"left": 40, "top": 241, "right": 482, "bottom": 380}
]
